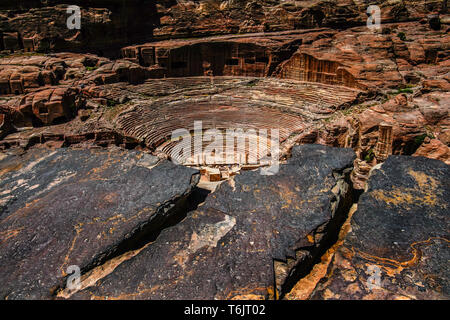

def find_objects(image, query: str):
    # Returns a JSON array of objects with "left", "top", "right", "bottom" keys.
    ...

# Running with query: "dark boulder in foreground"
[
  {"left": 311, "top": 156, "right": 449, "bottom": 300},
  {"left": 72, "top": 145, "right": 356, "bottom": 300},
  {"left": 0, "top": 148, "right": 198, "bottom": 299}
]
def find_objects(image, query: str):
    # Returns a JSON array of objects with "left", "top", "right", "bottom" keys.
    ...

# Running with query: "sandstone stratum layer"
[{"left": 0, "top": 0, "right": 449, "bottom": 300}]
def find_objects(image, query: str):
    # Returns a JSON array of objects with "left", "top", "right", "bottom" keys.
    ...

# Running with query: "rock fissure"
[
  {"left": 54, "top": 184, "right": 210, "bottom": 298},
  {"left": 276, "top": 165, "right": 357, "bottom": 299}
]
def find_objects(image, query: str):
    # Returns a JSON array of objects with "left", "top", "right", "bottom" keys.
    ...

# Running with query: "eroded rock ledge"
[
  {"left": 0, "top": 1, "right": 159, "bottom": 56},
  {"left": 309, "top": 155, "right": 449, "bottom": 300},
  {"left": 0, "top": 147, "right": 199, "bottom": 299},
  {"left": 66, "top": 144, "right": 355, "bottom": 300}
]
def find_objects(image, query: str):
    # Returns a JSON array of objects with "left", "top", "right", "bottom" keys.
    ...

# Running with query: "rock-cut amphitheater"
[{"left": 0, "top": 1, "right": 449, "bottom": 300}]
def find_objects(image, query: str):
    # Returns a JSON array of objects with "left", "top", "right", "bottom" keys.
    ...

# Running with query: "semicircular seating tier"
[{"left": 114, "top": 77, "right": 362, "bottom": 164}]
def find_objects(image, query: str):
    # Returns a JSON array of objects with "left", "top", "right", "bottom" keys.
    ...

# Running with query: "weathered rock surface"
[
  {"left": 153, "top": 0, "right": 446, "bottom": 39},
  {"left": 0, "top": 53, "right": 147, "bottom": 98},
  {"left": 414, "top": 138, "right": 450, "bottom": 164},
  {"left": 310, "top": 155, "right": 449, "bottom": 300},
  {"left": 121, "top": 30, "right": 310, "bottom": 78},
  {"left": 0, "top": 1, "right": 159, "bottom": 56},
  {"left": 326, "top": 92, "right": 450, "bottom": 189},
  {"left": 121, "top": 20, "right": 449, "bottom": 91},
  {"left": 0, "top": 147, "right": 199, "bottom": 299},
  {"left": 0, "top": 109, "right": 10, "bottom": 139},
  {"left": 14, "top": 86, "right": 81, "bottom": 126},
  {"left": 276, "top": 21, "right": 449, "bottom": 91},
  {"left": 68, "top": 145, "right": 355, "bottom": 299}
]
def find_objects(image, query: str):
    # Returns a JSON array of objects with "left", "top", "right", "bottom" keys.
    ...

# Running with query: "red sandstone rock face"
[
  {"left": 18, "top": 86, "right": 81, "bottom": 126},
  {"left": 0, "top": 111, "right": 10, "bottom": 139},
  {"left": 277, "top": 52, "right": 361, "bottom": 89},
  {"left": 0, "top": 0, "right": 445, "bottom": 59},
  {"left": 121, "top": 31, "right": 306, "bottom": 78},
  {"left": 119, "top": 20, "right": 449, "bottom": 94},
  {"left": 0, "top": 1, "right": 159, "bottom": 56},
  {"left": 414, "top": 138, "right": 450, "bottom": 164},
  {"left": 310, "top": 91, "right": 449, "bottom": 189},
  {"left": 81, "top": 60, "right": 149, "bottom": 85},
  {"left": 277, "top": 22, "right": 449, "bottom": 90},
  {"left": 0, "top": 53, "right": 150, "bottom": 99},
  {"left": 0, "top": 54, "right": 84, "bottom": 95},
  {"left": 153, "top": 0, "right": 446, "bottom": 39}
]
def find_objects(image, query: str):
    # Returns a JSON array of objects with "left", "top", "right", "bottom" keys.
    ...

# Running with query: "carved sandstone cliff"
[
  {"left": 0, "top": 1, "right": 159, "bottom": 56},
  {"left": 153, "top": 0, "right": 447, "bottom": 39}
]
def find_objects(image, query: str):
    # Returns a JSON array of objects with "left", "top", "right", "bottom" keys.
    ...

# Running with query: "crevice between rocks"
[
  {"left": 53, "top": 177, "right": 211, "bottom": 299},
  {"left": 275, "top": 165, "right": 362, "bottom": 300},
  {"left": 53, "top": 157, "right": 363, "bottom": 300}
]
